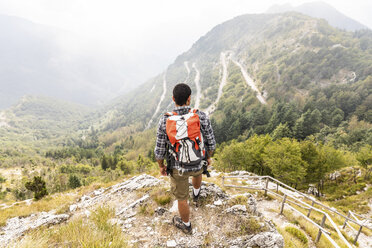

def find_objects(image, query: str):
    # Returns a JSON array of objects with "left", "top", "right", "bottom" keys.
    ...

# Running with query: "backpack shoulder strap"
[
  {"left": 165, "top": 111, "right": 177, "bottom": 117},
  {"left": 189, "top": 108, "right": 199, "bottom": 114}
]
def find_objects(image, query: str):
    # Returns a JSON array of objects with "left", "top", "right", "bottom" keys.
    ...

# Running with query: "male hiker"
[{"left": 154, "top": 83, "right": 216, "bottom": 234}]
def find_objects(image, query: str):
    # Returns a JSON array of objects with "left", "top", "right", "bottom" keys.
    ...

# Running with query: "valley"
[{"left": 0, "top": 9, "right": 371, "bottom": 248}]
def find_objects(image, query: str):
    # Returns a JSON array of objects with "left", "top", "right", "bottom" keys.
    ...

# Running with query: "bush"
[
  {"left": 25, "top": 176, "right": 48, "bottom": 200},
  {"left": 68, "top": 174, "right": 82, "bottom": 189},
  {"left": 285, "top": 226, "right": 308, "bottom": 244}
]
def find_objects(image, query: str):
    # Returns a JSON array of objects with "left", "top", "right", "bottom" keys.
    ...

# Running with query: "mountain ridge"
[{"left": 266, "top": 1, "right": 369, "bottom": 31}]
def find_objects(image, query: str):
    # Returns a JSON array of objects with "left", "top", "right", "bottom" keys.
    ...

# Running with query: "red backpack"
[{"left": 165, "top": 109, "right": 206, "bottom": 173}]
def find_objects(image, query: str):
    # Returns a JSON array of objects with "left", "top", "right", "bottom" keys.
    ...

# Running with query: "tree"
[
  {"left": 263, "top": 138, "right": 307, "bottom": 187},
  {"left": 68, "top": 174, "right": 82, "bottom": 189},
  {"left": 101, "top": 155, "right": 109, "bottom": 171},
  {"left": 25, "top": 176, "right": 48, "bottom": 200},
  {"left": 271, "top": 123, "right": 292, "bottom": 140},
  {"left": 356, "top": 144, "right": 372, "bottom": 179}
]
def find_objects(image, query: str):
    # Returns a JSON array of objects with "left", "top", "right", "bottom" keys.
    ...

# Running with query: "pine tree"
[
  {"left": 101, "top": 155, "right": 109, "bottom": 171},
  {"left": 68, "top": 174, "right": 82, "bottom": 189},
  {"left": 25, "top": 176, "right": 48, "bottom": 200}
]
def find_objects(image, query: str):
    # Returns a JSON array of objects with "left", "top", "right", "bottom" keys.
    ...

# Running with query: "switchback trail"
[
  {"left": 192, "top": 62, "right": 201, "bottom": 109},
  {"left": 232, "top": 59, "right": 267, "bottom": 104},
  {"left": 205, "top": 52, "right": 228, "bottom": 115},
  {"left": 145, "top": 73, "right": 167, "bottom": 129},
  {"left": 184, "top": 61, "right": 190, "bottom": 83}
]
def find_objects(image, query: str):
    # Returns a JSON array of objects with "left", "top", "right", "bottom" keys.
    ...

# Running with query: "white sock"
[
  {"left": 193, "top": 187, "right": 200, "bottom": 196},
  {"left": 183, "top": 221, "right": 191, "bottom": 227}
]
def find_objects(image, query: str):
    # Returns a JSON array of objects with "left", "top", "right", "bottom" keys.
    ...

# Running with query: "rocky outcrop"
[
  {"left": 230, "top": 232, "right": 284, "bottom": 248},
  {"left": 0, "top": 211, "right": 69, "bottom": 245},
  {"left": 1, "top": 174, "right": 284, "bottom": 248}
]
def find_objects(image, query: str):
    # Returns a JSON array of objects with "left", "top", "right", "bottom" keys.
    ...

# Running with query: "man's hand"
[
  {"left": 207, "top": 157, "right": 212, "bottom": 166},
  {"left": 159, "top": 166, "right": 167, "bottom": 176},
  {"left": 157, "top": 159, "right": 167, "bottom": 176}
]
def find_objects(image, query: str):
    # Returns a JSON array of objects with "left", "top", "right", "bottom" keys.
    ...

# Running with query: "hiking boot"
[
  {"left": 172, "top": 216, "right": 192, "bottom": 234},
  {"left": 192, "top": 189, "right": 200, "bottom": 203}
]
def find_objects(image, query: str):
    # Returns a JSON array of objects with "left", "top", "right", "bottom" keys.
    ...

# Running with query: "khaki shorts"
[{"left": 170, "top": 168, "right": 203, "bottom": 201}]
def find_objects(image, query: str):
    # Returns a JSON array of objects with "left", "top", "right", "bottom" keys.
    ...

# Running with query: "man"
[{"left": 154, "top": 83, "right": 216, "bottom": 234}]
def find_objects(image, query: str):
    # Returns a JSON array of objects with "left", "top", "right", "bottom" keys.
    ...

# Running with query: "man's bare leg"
[
  {"left": 178, "top": 199, "right": 190, "bottom": 222},
  {"left": 192, "top": 174, "right": 202, "bottom": 189}
]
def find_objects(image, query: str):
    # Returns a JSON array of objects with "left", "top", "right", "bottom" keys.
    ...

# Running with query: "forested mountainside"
[{"left": 98, "top": 12, "right": 371, "bottom": 150}]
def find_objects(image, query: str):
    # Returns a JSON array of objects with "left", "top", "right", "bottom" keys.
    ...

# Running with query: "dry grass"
[
  {"left": 285, "top": 226, "right": 308, "bottom": 244},
  {"left": 0, "top": 175, "right": 132, "bottom": 227},
  {"left": 150, "top": 187, "right": 172, "bottom": 206},
  {"left": 11, "top": 206, "right": 127, "bottom": 248},
  {"left": 0, "top": 193, "right": 78, "bottom": 227},
  {"left": 278, "top": 227, "right": 308, "bottom": 248}
]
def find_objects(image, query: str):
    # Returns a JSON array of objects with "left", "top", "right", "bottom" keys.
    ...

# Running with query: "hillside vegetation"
[{"left": 0, "top": 13, "right": 371, "bottom": 242}]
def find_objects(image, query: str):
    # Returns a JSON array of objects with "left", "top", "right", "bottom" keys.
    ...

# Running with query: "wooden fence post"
[
  {"left": 307, "top": 200, "right": 315, "bottom": 217},
  {"left": 342, "top": 211, "right": 350, "bottom": 229},
  {"left": 316, "top": 214, "right": 327, "bottom": 243},
  {"left": 354, "top": 225, "right": 363, "bottom": 245},
  {"left": 280, "top": 194, "right": 287, "bottom": 215},
  {"left": 276, "top": 182, "right": 279, "bottom": 192},
  {"left": 264, "top": 177, "right": 269, "bottom": 196}
]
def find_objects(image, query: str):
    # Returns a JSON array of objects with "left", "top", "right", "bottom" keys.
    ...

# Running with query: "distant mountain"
[
  {"left": 0, "top": 95, "right": 93, "bottom": 147},
  {"left": 1, "top": 12, "right": 371, "bottom": 150},
  {"left": 266, "top": 1, "right": 369, "bottom": 31},
  {"left": 0, "top": 15, "right": 164, "bottom": 109},
  {"left": 100, "top": 12, "right": 371, "bottom": 133}
]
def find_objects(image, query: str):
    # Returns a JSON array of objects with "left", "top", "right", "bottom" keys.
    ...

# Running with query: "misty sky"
[{"left": 0, "top": 0, "right": 371, "bottom": 77}]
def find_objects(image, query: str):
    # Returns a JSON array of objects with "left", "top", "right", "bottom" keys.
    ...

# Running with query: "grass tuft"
[{"left": 285, "top": 226, "right": 308, "bottom": 244}]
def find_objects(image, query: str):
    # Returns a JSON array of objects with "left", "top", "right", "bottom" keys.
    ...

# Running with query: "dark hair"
[{"left": 173, "top": 83, "right": 191, "bottom": 105}]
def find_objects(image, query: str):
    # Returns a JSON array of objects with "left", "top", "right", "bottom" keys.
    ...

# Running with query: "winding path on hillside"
[
  {"left": 205, "top": 52, "right": 228, "bottom": 115},
  {"left": 232, "top": 59, "right": 267, "bottom": 104},
  {"left": 184, "top": 61, "right": 190, "bottom": 83},
  {"left": 145, "top": 73, "right": 167, "bottom": 129},
  {"left": 191, "top": 62, "right": 201, "bottom": 109}
]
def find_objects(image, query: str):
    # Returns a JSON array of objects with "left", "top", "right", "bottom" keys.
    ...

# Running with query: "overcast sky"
[{"left": 0, "top": 0, "right": 371, "bottom": 72}]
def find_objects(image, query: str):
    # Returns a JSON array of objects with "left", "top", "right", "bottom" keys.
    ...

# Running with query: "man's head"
[{"left": 173, "top": 83, "right": 191, "bottom": 106}]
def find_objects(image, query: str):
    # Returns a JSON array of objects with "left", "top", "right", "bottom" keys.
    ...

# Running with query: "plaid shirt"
[{"left": 154, "top": 106, "right": 216, "bottom": 160}]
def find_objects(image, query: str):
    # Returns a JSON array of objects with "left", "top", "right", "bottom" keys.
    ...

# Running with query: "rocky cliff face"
[{"left": 1, "top": 174, "right": 284, "bottom": 248}]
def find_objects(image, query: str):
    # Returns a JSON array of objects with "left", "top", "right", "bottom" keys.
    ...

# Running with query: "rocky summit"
[{"left": 0, "top": 174, "right": 284, "bottom": 248}]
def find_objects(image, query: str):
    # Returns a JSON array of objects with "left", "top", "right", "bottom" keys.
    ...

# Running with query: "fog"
[{"left": 0, "top": 0, "right": 370, "bottom": 108}]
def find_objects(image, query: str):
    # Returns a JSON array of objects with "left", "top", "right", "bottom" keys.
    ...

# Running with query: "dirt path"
[
  {"left": 184, "top": 61, "right": 190, "bottom": 83},
  {"left": 232, "top": 59, "right": 267, "bottom": 104},
  {"left": 256, "top": 198, "right": 317, "bottom": 248},
  {"left": 191, "top": 63, "right": 201, "bottom": 109},
  {"left": 205, "top": 52, "right": 228, "bottom": 115},
  {"left": 145, "top": 73, "right": 167, "bottom": 129}
]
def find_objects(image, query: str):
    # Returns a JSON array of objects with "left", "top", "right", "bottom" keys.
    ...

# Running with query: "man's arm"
[
  {"left": 154, "top": 116, "right": 168, "bottom": 176},
  {"left": 199, "top": 111, "right": 216, "bottom": 164}
]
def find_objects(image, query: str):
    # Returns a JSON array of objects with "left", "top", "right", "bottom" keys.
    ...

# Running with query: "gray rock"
[
  {"left": 231, "top": 231, "right": 284, "bottom": 248},
  {"left": 155, "top": 207, "right": 168, "bottom": 216},
  {"left": 69, "top": 204, "right": 77, "bottom": 212},
  {"left": 196, "top": 182, "right": 228, "bottom": 201},
  {"left": 247, "top": 194, "right": 257, "bottom": 214},
  {"left": 228, "top": 171, "right": 252, "bottom": 176},
  {"left": 116, "top": 194, "right": 149, "bottom": 216},
  {"left": 0, "top": 211, "right": 69, "bottom": 245},
  {"left": 225, "top": 205, "right": 247, "bottom": 214},
  {"left": 167, "top": 240, "right": 177, "bottom": 247},
  {"left": 329, "top": 171, "right": 341, "bottom": 180},
  {"left": 110, "top": 174, "right": 162, "bottom": 193}
]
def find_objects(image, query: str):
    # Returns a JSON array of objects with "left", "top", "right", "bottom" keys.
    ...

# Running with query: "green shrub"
[
  {"left": 68, "top": 174, "right": 82, "bottom": 189},
  {"left": 285, "top": 226, "right": 308, "bottom": 244},
  {"left": 25, "top": 176, "right": 48, "bottom": 200}
]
